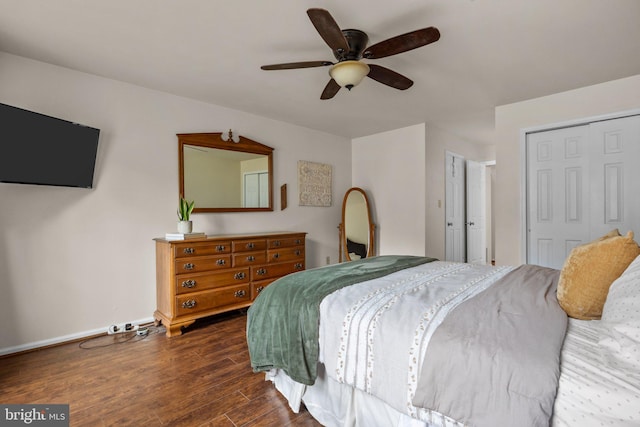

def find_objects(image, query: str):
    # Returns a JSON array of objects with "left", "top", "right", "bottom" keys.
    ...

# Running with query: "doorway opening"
[{"left": 444, "top": 151, "right": 494, "bottom": 265}]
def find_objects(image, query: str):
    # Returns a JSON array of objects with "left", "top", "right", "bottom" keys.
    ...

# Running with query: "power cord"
[{"left": 78, "top": 324, "right": 165, "bottom": 350}]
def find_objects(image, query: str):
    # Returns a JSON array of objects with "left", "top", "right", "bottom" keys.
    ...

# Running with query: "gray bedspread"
[{"left": 411, "top": 264, "right": 568, "bottom": 427}]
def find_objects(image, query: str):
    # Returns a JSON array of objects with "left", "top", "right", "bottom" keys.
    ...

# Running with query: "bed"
[{"left": 247, "top": 239, "right": 640, "bottom": 426}]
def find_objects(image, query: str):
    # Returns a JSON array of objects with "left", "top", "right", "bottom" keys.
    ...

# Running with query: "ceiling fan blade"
[
  {"left": 367, "top": 64, "right": 413, "bottom": 90},
  {"left": 320, "top": 79, "right": 341, "bottom": 100},
  {"left": 364, "top": 27, "right": 440, "bottom": 59},
  {"left": 261, "top": 61, "right": 333, "bottom": 70},
  {"left": 307, "top": 8, "right": 350, "bottom": 53}
]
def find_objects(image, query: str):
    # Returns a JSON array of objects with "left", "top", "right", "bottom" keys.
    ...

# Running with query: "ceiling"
[{"left": 1, "top": 0, "right": 639, "bottom": 145}]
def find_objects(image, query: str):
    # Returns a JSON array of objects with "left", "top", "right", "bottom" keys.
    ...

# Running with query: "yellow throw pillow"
[
  {"left": 597, "top": 228, "right": 621, "bottom": 240},
  {"left": 557, "top": 231, "right": 640, "bottom": 320}
]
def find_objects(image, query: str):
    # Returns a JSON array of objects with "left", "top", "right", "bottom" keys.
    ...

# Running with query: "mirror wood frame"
[
  {"left": 339, "top": 187, "right": 376, "bottom": 262},
  {"left": 178, "top": 132, "right": 274, "bottom": 213}
]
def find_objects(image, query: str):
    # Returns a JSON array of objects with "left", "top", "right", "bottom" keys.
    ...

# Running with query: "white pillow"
[{"left": 599, "top": 254, "right": 640, "bottom": 377}]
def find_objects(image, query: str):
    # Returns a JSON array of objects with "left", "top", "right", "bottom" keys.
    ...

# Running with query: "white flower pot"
[{"left": 177, "top": 220, "right": 193, "bottom": 234}]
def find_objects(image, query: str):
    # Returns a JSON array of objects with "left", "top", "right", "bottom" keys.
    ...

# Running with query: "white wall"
[
  {"left": 352, "top": 124, "right": 427, "bottom": 256},
  {"left": 494, "top": 74, "right": 640, "bottom": 266},
  {"left": 425, "top": 125, "right": 494, "bottom": 260},
  {"left": 0, "top": 52, "right": 351, "bottom": 354},
  {"left": 352, "top": 123, "right": 494, "bottom": 261}
]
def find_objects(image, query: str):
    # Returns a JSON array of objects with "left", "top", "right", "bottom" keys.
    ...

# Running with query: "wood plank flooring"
[{"left": 0, "top": 310, "right": 322, "bottom": 427}]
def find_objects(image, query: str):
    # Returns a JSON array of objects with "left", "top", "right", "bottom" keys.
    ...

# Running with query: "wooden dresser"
[{"left": 154, "top": 231, "right": 306, "bottom": 336}]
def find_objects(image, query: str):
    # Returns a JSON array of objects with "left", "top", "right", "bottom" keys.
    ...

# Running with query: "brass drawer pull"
[
  {"left": 294, "top": 263, "right": 303, "bottom": 270},
  {"left": 181, "top": 280, "right": 197, "bottom": 288},
  {"left": 295, "top": 239, "right": 301, "bottom": 244},
  {"left": 216, "top": 259, "right": 226, "bottom": 266},
  {"left": 234, "top": 272, "right": 246, "bottom": 280},
  {"left": 257, "top": 268, "right": 267, "bottom": 276},
  {"left": 247, "top": 255, "right": 255, "bottom": 262},
  {"left": 273, "top": 253, "right": 280, "bottom": 259},
  {"left": 183, "top": 263, "right": 195, "bottom": 270},
  {"left": 183, "top": 247, "right": 195, "bottom": 254},
  {"left": 295, "top": 249, "right": 301, "bottom": 256},
  {"left": 234, "top": 290, "right": 247, "bottom": 298},
  {"left": 256, "top": 286, "right": 265, "bottom": 293},
  {"left": 246, "top": 242, "right": 255, "bottom": 249},
  {"left": 273, "top": 240, "right": 281, "bottom": 247},
  {"left": 182, "top": 300, "right": 197, "bottom": 309},
  {"left": 215, "top": 245, "right": 226, "bottom": 252}
]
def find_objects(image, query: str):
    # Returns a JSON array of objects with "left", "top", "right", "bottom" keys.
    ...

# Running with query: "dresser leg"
[{"left": 165, "top": 320, "right": 195, "bottom": 337}]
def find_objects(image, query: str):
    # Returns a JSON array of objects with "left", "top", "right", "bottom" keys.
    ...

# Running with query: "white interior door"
[
  {"left": 466, "top": 160, "right": 486, "bottom": 264},
  {"left": 445, "top": 152, "right": 466, "bottom": 262}
]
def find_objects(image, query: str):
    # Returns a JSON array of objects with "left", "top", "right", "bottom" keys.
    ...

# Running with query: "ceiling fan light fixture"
[{"left": 329, "top": 60, "right": 370, "bottom": 90}]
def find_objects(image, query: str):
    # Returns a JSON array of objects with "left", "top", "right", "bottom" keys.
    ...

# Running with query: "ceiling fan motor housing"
[{"left": 334, "top": 29, "right": 369, "bottom": 61}]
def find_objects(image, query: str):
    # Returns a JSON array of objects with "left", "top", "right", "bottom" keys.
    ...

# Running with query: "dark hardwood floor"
[{"left": 0, "top": 311, "right": 322, "bottom": 426}]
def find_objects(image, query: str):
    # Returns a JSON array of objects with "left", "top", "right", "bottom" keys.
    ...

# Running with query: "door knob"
[{"left": 447, "top": 222, "right": 453, "bottom": 226}]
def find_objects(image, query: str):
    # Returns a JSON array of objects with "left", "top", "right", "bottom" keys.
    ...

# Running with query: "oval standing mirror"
[
  {"left": 178, "top": 133, "right": 274, "bottom": 213},
  {"left": 339, "top": 187, "right": 375, "bottom": 262}
]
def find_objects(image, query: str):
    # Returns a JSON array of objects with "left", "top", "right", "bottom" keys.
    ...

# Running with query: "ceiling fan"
[{"left": 261, "top": 8, "right": 440, "bottom": 100}]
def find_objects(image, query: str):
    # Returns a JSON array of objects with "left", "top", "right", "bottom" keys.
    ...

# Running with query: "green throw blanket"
[{"left": 247, "top": 255, "right": 436, "bottom": 385}]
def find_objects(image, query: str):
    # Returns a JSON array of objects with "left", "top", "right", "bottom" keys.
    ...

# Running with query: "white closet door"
[
  {"left": 527, "top": 125, "right": 590, "bottom": 269},
  {"left": 258, "top": 172, "right": 269, "bottom": 208},
  {"left": 527, "top": 114, "right": 640, "bottom": 269},
  {"left": 244, "top": 173, "right": 260, "bottom": 207},
  {"left": 588, "top": 115, "right": 640, "bottom": 239}
]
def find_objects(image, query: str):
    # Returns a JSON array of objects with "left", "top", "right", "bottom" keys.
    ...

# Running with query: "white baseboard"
[{"left": 0, "top": 316, "right": 155, "bottom": 356}]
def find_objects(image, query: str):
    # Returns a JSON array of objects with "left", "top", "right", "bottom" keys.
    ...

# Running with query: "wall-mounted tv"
[{"left": 0, "top": 103, "right": 100, "bottom": 189}]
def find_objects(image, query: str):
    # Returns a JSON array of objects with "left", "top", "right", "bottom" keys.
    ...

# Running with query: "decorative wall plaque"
[{"left": 298, "top": 160, "right": 332, "bottom": 207}]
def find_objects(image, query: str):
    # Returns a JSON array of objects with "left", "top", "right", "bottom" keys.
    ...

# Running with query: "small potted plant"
[{"left": 177, "top": 197, "right": 195, "bottom": 234}]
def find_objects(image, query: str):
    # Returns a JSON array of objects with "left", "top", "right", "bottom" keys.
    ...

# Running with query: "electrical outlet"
[{"left": 326, "top": 256, "right": 330, "bottom": 265}]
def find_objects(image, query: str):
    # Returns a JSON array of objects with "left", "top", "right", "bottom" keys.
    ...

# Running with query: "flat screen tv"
[{"left": 0, "top": 103, "right": 100, "bottom": 188}]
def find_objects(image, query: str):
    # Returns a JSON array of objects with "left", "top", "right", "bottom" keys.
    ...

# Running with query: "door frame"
[{"left": 519, "top": 108, "right": 640, "bottom": 264}]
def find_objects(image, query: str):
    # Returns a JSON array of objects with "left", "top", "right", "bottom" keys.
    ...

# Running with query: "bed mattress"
[
  {"left": 552, "top": 318, "right": 640, "bottom": 426},
  {"left": 266, "top": 270, "right": 640, "bottom": 427},
  {"left": 270, "top": 317, "right": 640, "bottom": 427}
]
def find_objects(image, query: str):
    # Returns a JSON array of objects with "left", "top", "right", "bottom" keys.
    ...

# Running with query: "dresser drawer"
[
  {"left": 267, "top": 235, "right": 305, "bottom": 249},
  {"left": 251, "top": 260, "right": 305, "bottom": 280},
  {"left": 232, "top": 239, "right": 267, "bottom": 253},
  {"left": 267, "top": 246, "right": 304, "bottom": 263},
  {"left": 175, "top": 284, "right": 251, "bottom": 316},
  {"left": 233, "top": 251, "right": 267, "bottom": 267},
  {"left": 175, "top": 268, "right": 250, "bottom": 294},
  {"left": 174, "top": 241, "right": 231, "bottom": 258},
  {"left": 174, "top": 255, "right": 231, "bottom": 274},
  {"left": 251, "top": 278, "right": 277, "bottom": 300}
]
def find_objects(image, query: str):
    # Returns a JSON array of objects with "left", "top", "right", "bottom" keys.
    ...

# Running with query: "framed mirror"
[
  {"left": 339, "top": 187, "right": 376, "bottom": 262},
  {"left": 178, "top": 133, "right": 274, "bottom": 213}
]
